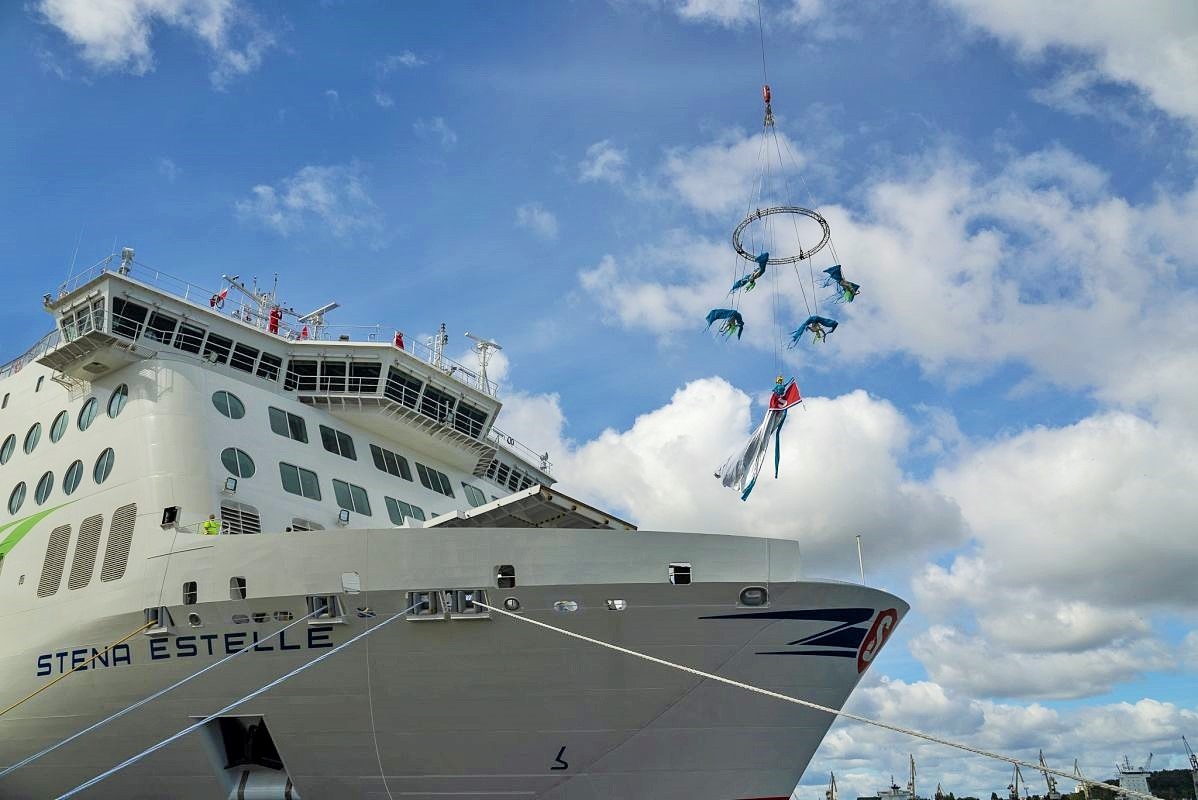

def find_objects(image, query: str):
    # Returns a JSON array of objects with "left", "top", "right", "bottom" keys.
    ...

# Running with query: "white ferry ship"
[{"left": 0, "top": 249, "right": 907, "bottom": 799}]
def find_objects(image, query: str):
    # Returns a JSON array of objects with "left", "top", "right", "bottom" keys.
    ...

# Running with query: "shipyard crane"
[
  {"left": 908, "top": 754, "right": 917, "bottom": 800},
  {"left": 826, "top": 771, "right": 839, "bottom": 800},
  {"left": 1039, "top": 751, "right": 1062, "bottom": 800},
  {"left": 1073, "top": 760, "right": 1090, "bottom": 800},
  {"left": 1184, "top": 736, "right": 1198, "bottom": 798},
  {"left": 1008, "top": 764, "right": 1026, "bottom": 800}
]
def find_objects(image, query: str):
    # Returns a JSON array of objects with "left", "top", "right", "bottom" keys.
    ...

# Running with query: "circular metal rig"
[{"left": 731, "top": 205, "right": 831, "bottom": 265}]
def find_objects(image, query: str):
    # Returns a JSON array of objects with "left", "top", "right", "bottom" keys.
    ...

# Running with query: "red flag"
[{"left": 769, "top": 379, "right": 801, "bottom": 411}]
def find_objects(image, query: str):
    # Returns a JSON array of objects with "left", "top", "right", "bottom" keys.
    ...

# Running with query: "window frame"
[
  {"left": 93, "top": 447, "right": 115, "bottom": 484},
  {"left": 268, "top": 406, "right": 308, "bottom": 443},
  {"left": 211, "top": 390, "right": 246, "bottom": 420},
  {"left": 279, "top": 462, "right": 321, "bottom": 501},
  {"left": 332, "top": 479, "right": 372, "bottom": 516},
  {"left": 77, "top": 397, "right": 99, "bottom": 430},
  {"left": 319, "top": 425, "right": 357, "bottom": 460},
  {"left": 107, "top": 384, "right": 129, "bottom": 418},
  {"left": 220, "top": 447, "right": 256, "bottom": 479}
]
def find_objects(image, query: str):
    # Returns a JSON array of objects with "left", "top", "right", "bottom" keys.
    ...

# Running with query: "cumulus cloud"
[
  {"left": 413, "top": 116, "right": 457, "bottom": 149},
  {"left": 234, "top": 162, "right": 384, "bottom": 242},
  {"left": 806, "top": 680, "right": 1198, "bottom": 797},
  {"left": 661, "top": 128, "right": 807, "bottom": 215},
  {"left": 36, "top": 0, "right": 275, "bottom": 87},
  {"left": 939, "top": 0, "right": 1198, "bottom": 126},
  {"left": 579, "top": 140, "right": 1198, "bottom": 426},
  {"left": 514, "top": 202, "right": 560, "bottom": 241},
  {"left": 498, "top": 377, "right": 965, "bottom": 573},
  {"left": 373, "top": 90, "right": 394, "bottom": 109},
  {"left": 578, "top": 139, "right": 628, "bottom": 184}
]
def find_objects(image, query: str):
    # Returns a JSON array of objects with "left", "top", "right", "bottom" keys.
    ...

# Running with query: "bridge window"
[
  {"left": 174, "top": 322, "right": 204, "bottom": 354},
  {"left": 256, "top": 352, "right": 282, "bottom": 382},
  {"left": 230, "top": 343, "right": 258, "bottom": 373}
]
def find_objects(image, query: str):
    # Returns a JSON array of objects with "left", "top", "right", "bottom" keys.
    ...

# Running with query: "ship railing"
[
  {"left": 488, "top": 426, "right": 553, "bottom": 475},
  {"left": 0, "top": 329, "right": 61, "bottom": 379},
  {"left": 52, "top": 258, "right": 497, "bottom": 397}
]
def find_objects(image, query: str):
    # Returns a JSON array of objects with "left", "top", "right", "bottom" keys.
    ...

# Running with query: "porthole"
[
  {"left": 62, "top": 460, "right": 83, "bottom": 495},
  {"left": 211, "top": 390, "right": 245, "bottom": 420},
  {"left": 220, "top": 447, "right": 255, "bottom": 478},
  {"left": 34, "top": 471, "right": 53, "bottom": 505},
  {"left": 23, "top": 423, "right": 41, "bottom": 454},
  {"left": 8, "top": 482, "right": 26, "bottom": 514},
  {"left": 0, "top": 434, "right": 14, "bottom": 465},
  {"left": 77, "top": 397, "right": 99, "bottom": 430},
  {"left": 107, "top": 384, "right": 129, "bottom": 418},
  {"left": 50, "top": 410, "right": 69, "bottom": 442},
  {"left": 93, "top": 447, "right": 115, "bottom": 484}
]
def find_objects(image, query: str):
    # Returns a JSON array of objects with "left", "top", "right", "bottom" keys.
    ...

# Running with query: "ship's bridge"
[{"left": 31, "top": 254, "right": 551, "bottom": 482}]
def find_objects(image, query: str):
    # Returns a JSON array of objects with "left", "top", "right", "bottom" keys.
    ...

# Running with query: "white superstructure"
[{"left": 0, "top": 254, "right": 908, "bottom": 799}]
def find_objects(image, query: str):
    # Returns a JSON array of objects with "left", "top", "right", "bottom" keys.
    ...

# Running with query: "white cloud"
[
  {"left": 156, "top": 156, "right": 179, "bottom": 183},
  {"left": 514, "top": 202, "right": 560, "bottom": 241},
  {"left": 661, "top": 128, "right": 807, "bottom": 215},
  {"left": 807, "top": 681, "right": 1198, "bottom": 798},
  {"left": 499, "top": 378, "right": 965, "bottom": 574},
  {"left": 939, "top": 0, "right": 1198, "bottom": 125},
  {"left": 373, "top": 90, "right": 394, "bottom": 109},
  {"left": 578, "top": 139, "right": 628, "bottom": 184},
  {"left": 930, "top": 412, "right": 1198, "bottom": 611},
  {"left": 37, "top": 0, "right": 275, "bottom": 88},
  {"left": 234, "top": 163, "right": 384, "bottom": 242},
  {"left": 579, "top": 140, "right": 1198, "bottom": 428},
  {"left": 377, "top": 50, "right": 425, "bottom": 74},
  {"left": 673, "top": 0, "right": 825, "bottom": 29},
  {"left": 413, "top": 116, "right": 457, "bottom": 149}
]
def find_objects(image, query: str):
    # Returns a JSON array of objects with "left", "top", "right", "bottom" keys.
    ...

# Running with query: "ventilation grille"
[
  {"left": 220, "top": 501, "right": 261, "bottom": 535},
  {"left": 101, "top": 503, "right": 136, "bottom": 582},
  {"left": 37, "top": 525, "right": 72, "bottom": 597},
  {"left": 68, "top": 515, "right": 103, "bottom": 590},
  {"left": 291, "top": 517, "right": 324, "bottom": 532}
]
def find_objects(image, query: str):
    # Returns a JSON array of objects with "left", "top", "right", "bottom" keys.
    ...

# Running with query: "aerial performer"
[
  {"left": 716, "top": 377, "right": 802, "bottom": 501},
  {"left": 730, "top": 252, "right": 770, "bottom": 292},
  {"left": 822, "top": 264, "right": 860, "bottom": 303},
  {"left": 705, "top": 308, "right": 745, "bottom": 340},
  {"left": 791, "top": 315, "right": 838, "bottom": 345}
]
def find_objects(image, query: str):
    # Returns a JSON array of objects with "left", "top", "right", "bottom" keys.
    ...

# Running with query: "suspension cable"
[
  {"left": 0, "top": 620, "right": 154, "bottom": 720},
  {"left": 471, "top": 602, "right": 1159, "bottom": 800},
  {"left": 0, "top": 610, "right": 318, "bottom": 780},
  {"left": 55, "top": 601, "right": 419, "bottom": 799}
]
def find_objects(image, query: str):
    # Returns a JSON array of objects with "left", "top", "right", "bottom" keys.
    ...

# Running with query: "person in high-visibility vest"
[{"left": 202, "top": 514, "right": 221, "bottom": 536}]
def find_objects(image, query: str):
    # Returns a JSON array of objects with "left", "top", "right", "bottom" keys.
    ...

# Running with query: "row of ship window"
[
  {"left": 0, "top": 384, "right": 128, "bottom": 467},
  {"left": 212, "top": 389, "right": 491, "bottom": 508},
  {"left": 6, "top": 449, "right": 116, "bottom": 515}
]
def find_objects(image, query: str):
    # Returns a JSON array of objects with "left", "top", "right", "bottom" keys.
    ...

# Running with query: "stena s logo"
[{"left": 856, "top": 608, "right": 898, "bottom": 674}]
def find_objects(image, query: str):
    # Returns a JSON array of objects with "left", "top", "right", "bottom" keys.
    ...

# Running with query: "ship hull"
[{"left": 1, "top": 528, "right": 905, "bottom": 800}]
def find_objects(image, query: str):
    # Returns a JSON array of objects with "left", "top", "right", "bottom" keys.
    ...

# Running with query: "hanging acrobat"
[
  {"left": 822, "top": 264, "right": 861, "bottom": 303},
  {"left": 715, "top": 376, "right": 802, "bottom": 501}
]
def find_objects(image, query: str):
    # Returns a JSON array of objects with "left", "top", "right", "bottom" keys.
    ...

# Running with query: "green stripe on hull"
[{"left": 0, "top": 503, "right": 73, "bottom": 558}]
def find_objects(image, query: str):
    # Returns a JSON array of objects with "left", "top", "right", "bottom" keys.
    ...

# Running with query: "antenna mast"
[{"left": 464, "top": 332, "right": 503, "bottom": 394}]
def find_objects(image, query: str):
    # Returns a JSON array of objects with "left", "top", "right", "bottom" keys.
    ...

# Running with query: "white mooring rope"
[
  {"left": 0, "top": 610, "right": 319, "bottom": 780},
  {"left": 54, "top": 602, "right": 418, "bottom": 800},
  {"left": 472, "top": 601, "right": 1157, "bottom": 800}
]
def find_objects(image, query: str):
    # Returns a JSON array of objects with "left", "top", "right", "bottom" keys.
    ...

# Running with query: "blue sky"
[{"left": 3, "top": 0, "right": 1197, "bottom": 795}]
